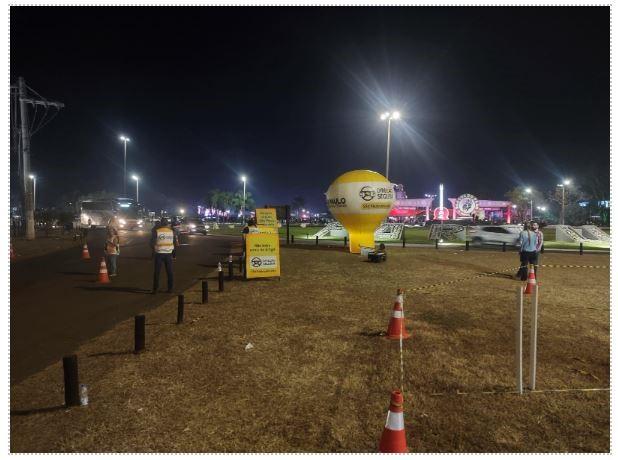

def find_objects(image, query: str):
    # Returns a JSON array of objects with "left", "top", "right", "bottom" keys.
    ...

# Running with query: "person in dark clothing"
[{"left": 150, "top": 217, "right": 179, "bottom": 294}]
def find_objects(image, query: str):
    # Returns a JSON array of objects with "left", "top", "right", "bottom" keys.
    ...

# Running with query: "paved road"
[{"left": 10, "top": 228, "right": 237, "bottom": 385}]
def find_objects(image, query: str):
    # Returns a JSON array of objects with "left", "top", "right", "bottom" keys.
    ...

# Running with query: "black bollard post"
[
  {"left": 402, "top": 229, "right": 406, "bottom": 248},
  {"left": 227, "top": 255, "right": 234, "bottom": 281},
  {"left": 580, "top": 242, "right": 583, "bottom": 255},
  {"left": 541, "top": 244, "right": 544, "bottom": 254},
  {"left": 291, "top": 234, "right": 295, "bottom": 244},
  {"left": 502, "top": 242, "right": 506, "bottom": 252},
  {"left": 177, "top": 295, "right": 184, "bottom": 324},
  {"left": 201, "top": 280, "right": 208, "bottom": 304},
  {"left": 315, "top": 235, "right": 319, "bottom": 246},
  {"left": 62, "top": 355, "right": 80, "bottom": 407},
  {"left": 465, "top": 240, "right": 470, "bottom": 251},
  {"left": 134, "top": 315, "right": 145, "bottom": 353},
  {"left": 218, "top": 269, "right": 224, "bottom": 292},
  {"left": 435, "top": 239, "right": 439, "bottom": 250},
  {"left": 343, "top": 236, "right": 347, "bottom": 247}
]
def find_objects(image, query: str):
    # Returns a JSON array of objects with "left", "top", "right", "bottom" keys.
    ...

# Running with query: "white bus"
[{"left": 80, "top": 198, "right": 145, "bottom": 229}]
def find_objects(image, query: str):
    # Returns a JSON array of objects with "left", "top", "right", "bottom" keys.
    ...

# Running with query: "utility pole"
[
  {"left": 18, "top": 77, "right": 34, "bottom": 240},
  {"left": 15, "top": 77, "right": 64, "bottom": 240}
]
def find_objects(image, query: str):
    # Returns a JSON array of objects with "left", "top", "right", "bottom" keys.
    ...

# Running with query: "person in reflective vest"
[{"left": 150, "top": 217, "right": 178, "bottom": 294}]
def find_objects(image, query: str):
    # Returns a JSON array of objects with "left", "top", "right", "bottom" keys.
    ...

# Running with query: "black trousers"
[
  {"left": 519, "top": 251, "right": 539, "bottom": 276},
  {"left": 153, "top": 253, "right": 174, "bottom": 292}
]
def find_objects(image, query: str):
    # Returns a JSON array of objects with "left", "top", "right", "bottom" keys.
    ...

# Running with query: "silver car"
[{"left": 468, "top": 225, "right": 522, "bottom": 246}]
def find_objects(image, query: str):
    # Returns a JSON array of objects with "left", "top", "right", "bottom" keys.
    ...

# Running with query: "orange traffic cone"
[
  {"left": 524, "top": 265, "right": 536, "bottom": 295},
  {"left": 386, "top": 288, "right": 410, "bottom": 340},
  {"left": 379, "top": 389, "right": 408, "bottom": 453},
  {"left": 81, "top": 243, "right": 91, "bottom": 260},
  {"left": 97, "top": 257, "right": 110, "bottom": 284}
]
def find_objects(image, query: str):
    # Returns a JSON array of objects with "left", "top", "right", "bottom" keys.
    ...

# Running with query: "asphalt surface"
[{"left": 10, "top": 228, "right": 235, "bottom": 385}]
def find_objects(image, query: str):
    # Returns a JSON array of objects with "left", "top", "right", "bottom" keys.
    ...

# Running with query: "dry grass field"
[{"left": 10, "top": 247, "right": 610, "bottom": 453}]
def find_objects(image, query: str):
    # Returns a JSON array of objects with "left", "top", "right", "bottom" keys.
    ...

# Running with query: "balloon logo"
[{"left": 325, "top": 170, "right": 395, "bottom": 253}]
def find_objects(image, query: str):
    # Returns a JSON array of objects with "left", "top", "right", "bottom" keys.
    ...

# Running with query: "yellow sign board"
[
  {"left": 245, "top": 233, "right": 281, "bottom": 279},
  {"left": 256, "top": 208, "right": 278, "bottom": 227},
  {"left": 257, "top": 226, "right": 278, "bottom": 234}
]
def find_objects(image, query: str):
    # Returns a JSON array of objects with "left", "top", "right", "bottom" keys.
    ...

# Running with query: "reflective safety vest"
[{"left": 155, "top": 227, "right": 175, "bottom": 253}]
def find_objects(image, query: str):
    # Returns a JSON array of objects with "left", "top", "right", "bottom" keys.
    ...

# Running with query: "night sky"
[{"left": 10, "top": 6, "right": 609, "bottom": 211}]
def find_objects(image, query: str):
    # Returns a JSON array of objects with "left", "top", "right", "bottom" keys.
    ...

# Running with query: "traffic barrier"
[
  {"left": 201, "top": 280, "right": 208, "bottom": 304},
  {"left": 97, "top": 257, "right": 110, "bottom": 284},
  {"left": 524, "top": 265, "right": 536, "bottom": 295},
  {"left": 81, "top": 243, "right": 90, "bottom": 260},
  {"left": 177, "top": 294, "right": 184, "bottom": 324},
  {"left": 218, "top": 262, "right": 224, "bottom": 292},
  {"left": 134, "top": 315, "right": 145, "bottom": 353},
  {"left": 62, "top": 355, "right": 81, "bottom": 407},
  {"left": 378, "top": 389, "right": 408, "bottom": 453},
  {"left": 228, "top": 255, "right": 234, "bottom": 281},
  {"left": 386, "top": 288, "right": 410, "bottom": 340}
]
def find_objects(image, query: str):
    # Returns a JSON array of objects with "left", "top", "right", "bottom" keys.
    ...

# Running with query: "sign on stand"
[
  {"left": 256, "top": 208, "right": 278, "bottom": 227},
  {"left": 245, "top": 232, "right": 281, "bottom": 279}
]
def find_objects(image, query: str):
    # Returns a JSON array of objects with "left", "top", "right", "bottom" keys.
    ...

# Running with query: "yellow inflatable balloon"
[{"left": 325, "top": 170, "right": 395, "bottom": 253}]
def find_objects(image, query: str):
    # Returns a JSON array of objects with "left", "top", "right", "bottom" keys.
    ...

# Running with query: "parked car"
[{"left": 467, "top": 225, "right": 522, "bottom": 246}]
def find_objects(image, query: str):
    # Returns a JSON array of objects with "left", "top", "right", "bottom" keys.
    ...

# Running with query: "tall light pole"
[
  {"left": 380, "top": 111, "right": 401, "bottom": 180},
  {"left": 28, "top": 174, "right": 36, "bottom": 211},
  {"left": 131, "top": 175, "right": 140, "bottom": 203},
  {"left": 524, "top": 187, "right": 533, "bottom": 220},
  {"left": 119, "top": 135, "right": 130, "bottom": 196},
  {"left": 241, "top": 175, "right": 247, "bottom": 225},
  {"left": 557, "top": 179, "right": 571, "bottom": 225}
]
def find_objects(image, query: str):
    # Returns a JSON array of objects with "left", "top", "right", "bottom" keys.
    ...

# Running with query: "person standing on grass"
[
  {"left": 104, "top": 218, "right": 120, "bottom": 277},
  {"left": 518, "top": 220, "right": 543, "bottom": 280},
  {"left": 150, "top": 217, "right": 178, "bottom": 294}
]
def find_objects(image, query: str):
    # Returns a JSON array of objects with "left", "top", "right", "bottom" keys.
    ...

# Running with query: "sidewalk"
[{"left": 11, "top": 231, "right": 82, "bottom": 261}]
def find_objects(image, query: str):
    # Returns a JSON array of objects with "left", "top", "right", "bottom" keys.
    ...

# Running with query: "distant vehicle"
[
  {"left": 178, "top": 217, "right": 209, "bottom": 235},
  {"left": 80, "top": 198, "right": 144, "bottom": 229},
  {"left": 467, "top": 225, "right": 522, "bottom": 246},
  {"left": 80, "top": 200, "right": 115, "bottom": 227},
  {"left": 116, "top": 201, "right": 145, "bottom": 231}
]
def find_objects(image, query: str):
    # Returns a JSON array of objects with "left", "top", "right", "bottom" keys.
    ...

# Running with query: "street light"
[
  {"left": 179, "top": 208, "right": 185, "bottom": 215},
  {"left": 557, "top": 179, "right": 571, "bottom": 225},
  {"left": 524, "top": 187, "right": 533, "bottom": 220},
  {"left": 380, "top": 111, "right": 401, "bottom": 180},
  {"left": 240, "top": 175, "right": 247, "bottom": 225},
  {"left": 119, "top": 135, "right": 131, "bottom": 196},
  {"left": 28, "top": 174, "right": 36, "bottom": 211},
  {"left": 131, "top": 175, "right": 140, "bottom": 203}
]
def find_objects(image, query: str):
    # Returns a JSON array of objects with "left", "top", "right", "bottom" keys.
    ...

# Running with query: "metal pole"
[
  {"left": 561, "top": 186, "right": 565, "bottom": 225},
  {"left": 32, "top": 177, "right": 36, "bottom": 211},
  {"left": 134, "top": 315, "right": 145, "bottom": 353},
  {"left": 62, "top": 355, "right": 80, "bottom": 407},
  {"left": 136, "top": 178, "right": 139, "bottom": 203},
  {"left": 516, "top": 286, "right": 523, "bottom": 394},
  {"left": 176, "top": 295, "right": 184, "bottom": 324},
  {"left": 123, "top": 140, "right": 127, "bottom": 196},
  {"left": 385, "top": 118, "right": 391, "bottom": 180},
  {"left": 529, "top": 284, "right": 539, "bottom": 390},
  {"left": 285, "top": 205, "right": 290, "bottom": 245},
  {"left": 530, "top": 200, "right": 533, "bottom": 221},
  {"left": 242, "top": 179, "right": 246, "bottom": 225},
  {"left": 18, "top": 77, "right": 35, "bottom": 240},
  {"left": 201, "top": 280, "right": 208, "bottom": 304}
]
